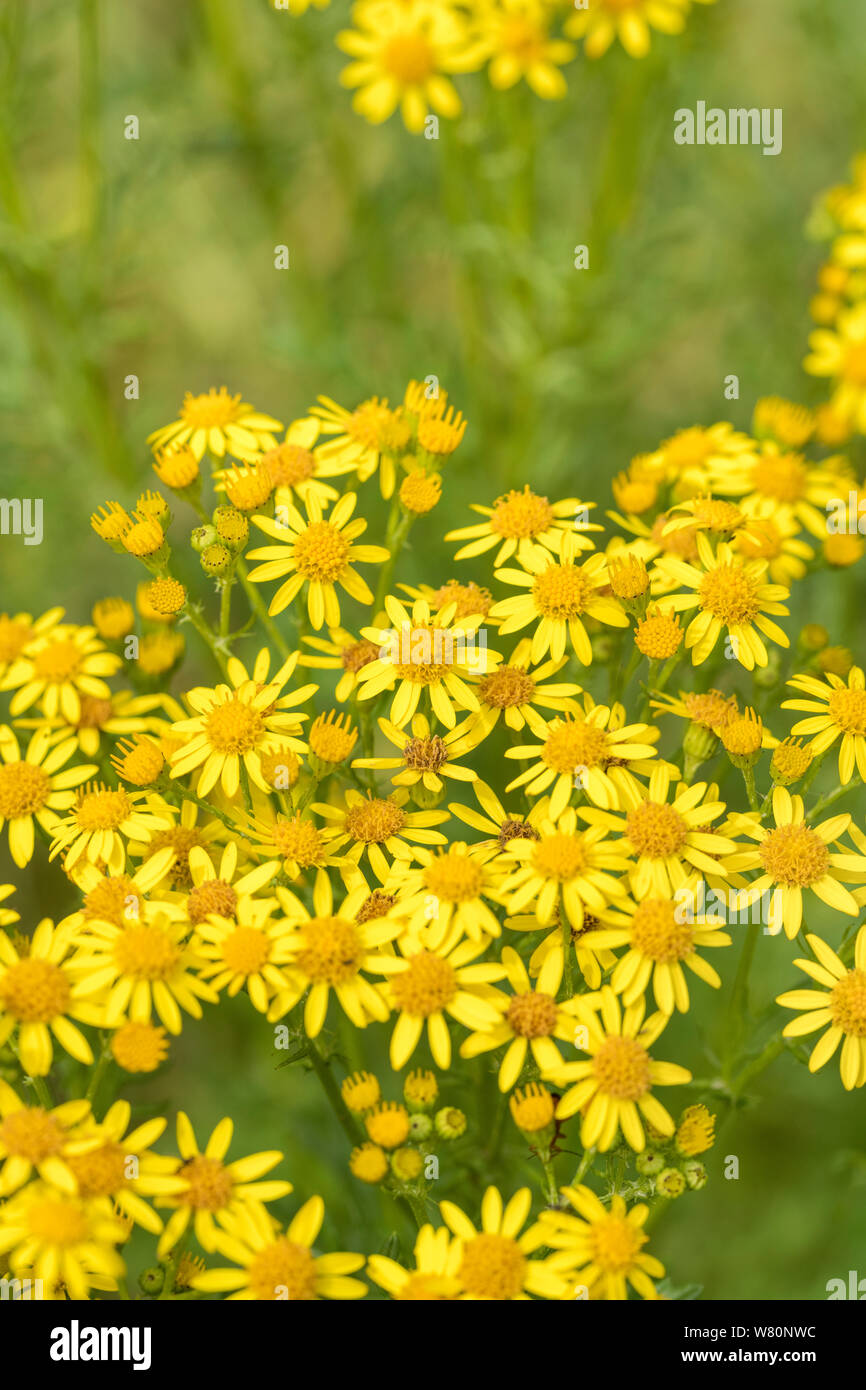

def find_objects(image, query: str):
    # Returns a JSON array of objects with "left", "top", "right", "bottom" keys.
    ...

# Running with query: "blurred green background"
[{"left": 2, "top": 0, "right": 866, "bottom": 1299}]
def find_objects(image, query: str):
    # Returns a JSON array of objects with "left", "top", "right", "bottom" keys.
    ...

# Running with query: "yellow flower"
[
  {"left": 297, "top": 624, "right": 383, "bottom": 701},
  {"left": 710, "top": 441, "right": 848, "bottom": 538},
  {"left": 342, "top": 1070, "right": 381, "bottom": 1113},
  {"left": 474, "top": 0, "right": 575, "bottom": 99},
  {"left": 61, "top": 1100, "right": 184, "bottom": 1235},
  {"left": 258, "top": 416, "right": 346, "bottom": 507},
  {"left": 169, "top": 651, "right": 311, "bottom": 798},
  {"left": 128, "top": 797, "right": 224, "bottom": 889},
  {"left": 0, "top": 1182, "right": 127, "bottom": 1299},
  {"left": 446, "top": 485, "right": 599, "bottom": 567},
  {"left": 504, "top": 703, "right": 661, "bottom": 816},
  {"left": 654, "top": 534, "right": 790, "bottom": 671},
  {"left": 468, "top": 644, "right": 584, "bottom": 736},
  {"left": 13, "top": 689, "right": 167, "bottom": 762},
  {"left": 0, "top": 726, "right": 97, "bottom": 868},
  {"left": 267, "top": 871, "right": 401, "bottom": 1035},
  {"left": 804, "top": 302, "right": 866, "bottom": 433},
  {"left": 353, "top": 710, "right": 485, "bottom": 793},
  {"left": 147, "top": 387, "right": 282, "bottom": 461},
  {"left": 438, "top": 1186, "right": 568, "bottom": 1300},
  {"left": 588, "top": 885, "right": 731, "bottom": 1014},
  {"left": 91, "top": 597, "right": 135, "bottom": 641},
  {"left": 49, "top": 784, "right": 171, "bottom": 875},
  {"left": 311, "top": 394, "right": 408, "bottom": 497},
  {"left": 777, "top": 925, "right": 866, "bottom": 1090},
  {"left": 247, "top": 493, "right": 389, "bottom": 627},
  {"left": 155, "top": 1111, "right": 292, "bottom": 1258},
  {"left": 357, "top": 594, "right": 497, "bottom": 729},
  {"left": 459, "top": 946, "right": 574, "bottom": 1091},
  {"left": 753, "top": 396, "right": 814, "bottom": 448},
  {"left": 109, "top": 1019, "right": 169, "bottom": 1074},
  {"left": 550, "top": 987, "right": 691, "bottom": 1150},
  {"left": 337, "top": 4, "right": 481, "bottom": 134},
  {"left": 675, "top": 1103, "right": 716, "bottom": 1156},
  {"left": 491, "top": 536, "right": 629, "bottom": 666},
  {"left": 384, "top": 841, "right": 506, "bottom": 948},
  {"left": 367, "top": 1222, "right": 462, "bottom": 1300},
  {"left": 500, "top": 805, "right": 630, "bottom": 930},
  {"left": 783, "top": 666, "right": 866, "bottom": 783},
  {"left": 0, "top": 606, "right": 64, "bottom": 681},
  {"left": 194, "top": 894, "right": 294, "bottom": 1015},
  {"left": 565, "top": 0, "right": 693, "bottom": 61},
  {"left": 0, "top": 919, "right": 103, "bottom": 1075},
  {"left": 649, "top": 686, "right": 738, "bottom": 733},
  {"left": 537, "top": 1185, "right": 664, "bottom": 1301},
  {"left": 313, "top": 786, "right": 449, "bottom": 881},
  {"left": 724, "top": 786, "right": 866, "bottom": 938},
  {"left": 1, "top": 624, "right": 121, "bottom": 723},
  {"left": 0, "top": 1080, "right": 90, "bottom": 1195},
  {"left": 447, "top": 777, "right": 547, "bottom": 852},
  {"left": 732, "top": 506, "right": 815, "bottom": 586},
  {"left": 192, "top": 1195, "right": 365, "bottom": 1300},
  {"left": 350, "top": 1142, "right": 389, "bottom": 1184},
  {"left": 239, "top": 807, "right": 347, "bottom": 882},
  {"left": 372, "top": 936, "right": 505, "bottom": 1069}
]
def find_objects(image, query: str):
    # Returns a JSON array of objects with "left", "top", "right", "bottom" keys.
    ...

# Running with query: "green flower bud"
[
  {"left": 408, "top": 1113, "right": 433, "bottom": 1141},
  {"left": 390, "top": 1147, "right": 424, "bottom": 1182},
  {"left": 213, "top": 506, "right": 249, "bottom": 552},
  {"left": 635, "top": 1149, "right": 666, "bottom": 1176},
  {"left": 434, "top": 1106, "right": 466, "bottom": 1140},
  {"left": 191, "top": 524, "right": 218, "bottom": 553},
  {"left": 138, "top": 1266, "right": 165, "bottom": 1295},
  {"left": 656, "top": 1167, "right": 687, "bottom": 1198},
  {"left": 683, "top": 1160, "right": 708, "bottom": 1191},
  {"left": 200, "top": 543, "right": 233, "bottom": 577}
]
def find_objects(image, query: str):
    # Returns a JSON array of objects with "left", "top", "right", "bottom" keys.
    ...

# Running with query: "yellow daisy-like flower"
[
  {"left": 504, "top": 703, "right": 661, "bottom": 816},
  {"left": 177, "top": 840, "right": 280, "bottom": 926},
  {"left": 646, "top": 421, "right": 754, "bottom": 496},
  {"left": 473, "top": 0, "right": 575, "bottom": 99},
  {"left": 298, "top": 624, "right": 383, "bottom": 701},
  {"left": 491, "top": 536, "right": 629, "bottom": 666},
  {"left": 0, "top": 726, "right": 97, "bottom": 868},
  {"left": 313, "top": 786, "right": 449, "bottom": 881},
  {"left": 0, "top": 606, "right": 64, "bottom": 681},
  {"left": 777, "top": 925, "right": 866, "bottom": 1090},
  {"left": 468, "top": 643, "right": 583, "bottom": 737},
  {"left": 266, "top": 871, "right": 400, "bottom": 1035},
  {"left": 147, "top": 386, "right": 282, "bottom": 461},
  {"left": 500, "top": 805, "right": 631, "bottom": 931},
  {"left": 753, "top": 396, "right": 815, "bottom": 448},
  {"left": 510, "top": 904, "right": 620, "bottom": 992},
  {"left": 337, "top": 3, "right": 481, "bottom": 135},
  {"left": 710, "top": 441, "right": 849, "bottom": 539},
  {"left": 169, "top": 652, "right": 311, "bottom": 798},
  {"left": 311, "top": 394, "right": 408, "bottom": 496},
  {"left": 0, "top": 1079, "right": 90, "bottom": 1195},
  {"left": 61, "top": 1100, "right": 184, "bottom": 1235},
  {"left": 446, "top": 486, "right": 599, "bottom": 567},
  {"left": 0, "top": 1182, "right": 127, "bottom": 1299},
  {"left": 194, "top": 894, "right": 295, "bottom": 1015},
  {"left": 109, "top": 1019, "right": 170, "bottom": 1074},
  {"left": 588, "top": 885, "right": 731, "bottom": 1015},
  {"left": 447, "top": 778, "right": 548, "bottom": 854},
  {"left": 367, "top": 1222, "right": 462, "bottom": 1300},
  {"left": 352, "top": 711, "right": 484, "bottom": 793},
  {"left": 550, "top": 987, "right": 691, "bottom": 1150},
  {"left": 246, "top": 492, "right": 389, "bottom": 628},
  {"left": 723, "top": 786, "right": 866, "bottom": 939},
  {"left": 48, "top": 784, "right": 171, "bottom": 876},
  {"left": 538, "top": 1185, "right": 664, "bottom": 1301},
  {"left": 459, "top": 946, "right": 574, "bottom": 1091},
  {"left": 239, "top": 807, "right": 347, "bottom": 882},
  {"left": 192, "top": 1195, "right": 366, "bottom": 1300},
  {"left": 0, "top": 919, "right": 103, "bottom": 1076},
  {"left": 649, "top": 686, "right": 739, "bottom": 733},
  {"left": 127, "top": 797, "right": 224, "bottom": 890},
  {"left": 565, "top": 0, "right": 692, "bottom": 61},
  {"left": 257, "top": 416, "right": 345, "bottom": 508},
  {"left": 804, "top": 302, "right": 866, "bottom": 433},
  {"left": 13, "top": 690, "right": 170, "bottom": 763},
  {"left": 69, "top": 906, "right": 219, "bottom": 1034},
  {"left": 654, "top": 533, "right": 790, "bottom": 671},
  {"left": 783, "top": 666, "right": 866, "bottom": 783},
  {"left": 372, "top": 936, "right": 506, "bottom": 1069},
  {"left": 438, "top": 1185, "right": 568, "bottom": 1301},
  {"left": 155, "top": 1112, "right": 292, "bottom": 1258},
  {"left": 357, "top": 593, "right": 497, "bottom": 730},
  {"left": 384, "top": 841, "right": 506, "bottom": 949},
  {"left": 1, "top": 624, "right": 121, "bottom": 724},
  {"left": 580, "top": 765, "right": 738, "bottom": 898},
  {"left": 732, "top": 505, "right": 815, "bottom": 586}
]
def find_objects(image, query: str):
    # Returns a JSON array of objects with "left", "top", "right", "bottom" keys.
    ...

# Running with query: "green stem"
[
  {"left": 305, "top": 1038, "right": 362, "bottom": 1146},
  {"left": 808, "top": 776, "right": 862, "bottom": 820},
  {"left": 183, "top": 602, "right": 230, "bottom": 678},
  {"left": 236, "top": 556, "right": 292, "bottom": 660},
  {"left": 740, "top": 764, "right": 759, "bottom": 812}
]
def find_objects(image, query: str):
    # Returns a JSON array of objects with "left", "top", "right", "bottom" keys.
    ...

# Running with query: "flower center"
[
  {"left": 422, "top": 851, "right": 484, "bottom": 903},
  {"left": 532, "top": 564, "right": 593, "bottom": 619},
  {"left": 346, "top": 400, "right": 394, "bottom": 449},
  {"left": 73, "top": 786, "right": 132, "bottom": 831},
  {"left": 341, "top": 639, "right": 380, "bottom": 673},
  {"left": 297, "top": 917, "right": 363, "bottom": 985},
  {"left": 507, "top": 991, "right": 558, "bottom": 1038},
  {"left": 247, "top": 1239, "right": 318, "bottom": 1300},
  {"left": 66, "top": 1142, "right": 127, "bottom": 1197},
  {"left": 651, "top": 514, "right": 699, "bottom": 559},
  {"left": 531, "top": 833, "right": 588, "bottom": 881},
  {"left": 479, "top": 667, "right": 536, "bottom": 709},
  {"left": 262, "top": 443, "right": 316, "bottom": 487},
  {"left": 698, "top": 562, "right": 760, "bottom": 625},
  {"left": 0, "top": 616, "right": 31, "bottom": 663},
  {"left": 682, "top": 690, "right": 737, "bottom": 729},
  {"left": 222, "top": 926, "right": 271, "bottom": 976},
  {"left": 344, "top": 797, "right": 407, "bottom": 843},
  {"left": 77, "top": 696, "right": 114, "bottom": 730},
  {"left": 382, "top": 33, "right": 435, "bottom": 84},
  {"left": 490, "top": 487, "right": 554, "bottom": 538},
  {"left": 178, "top": 1154, "right": 233, "bottom": 1210},
  {"left": 542, "top": 720, "right": 609, "bottom": 773},
  {"left": 355, "top": 890, "right": 396, "bottom": 923},
  {"left": 692, "top": 498, "right": 744, "bottom": 532},
  {"left": 498, "top": 819, "right": 539, "bottom": 850},
  {"left": 587, "top": 1214, "right": 647, "bottom": 1272},
  {"left": 828, "top": 687, "right": 866, "bottom": 735},
  {"left": 186, "top": 879, "right": 238, "bottom": 924},
  {"left": 391, "top": 952, "right": 457, "bottom": 1016},
  {"left": 758, "top": 823, "right": 829, "bottom": 887},
  {"left": 148, "top": 827, "right": 208, "bottom": 887},
  {"left": 433, "top": 580, "right": 491, "bottom": 619},
  {"left": 33, "top": 640, "right": 82, "bottom": 683},
  {"left": 0, "top": 959, "right": 70, "bottom": 1021},
  {"left": 271, "top": 817, "right": 326, "bottom": 866},
  {"left": 83, "top": 875, "right": 136, "bottom": 925},
  {"left": 0, "top": 761, "right": 50, "bottom": 818},
  {"left": 829, "top": 969, "right": 866, "bottom": 1036},
  {"left": 393, "top": 627, "right": 450, "bottom": 685},
  {"left": 293, "top": 521, "right": 350, "bottom": 582},
  {"left": 205, "top": 697, "right": 265, "bottom": 754},
  {"left": 0, "top": 1108, "right": 64, "bottom": 1162},
  {"left": 180, "top": 388, "right": 242, "bottom": 428},
  {"left": 626, "top": 801, "right": 688, "bottom": 858},
  {"left": 592, "top": 1035, "right": 651, "bottom": 1101},
  {"left": 631, "top": 900, "right": 694, "bottom": 962},
  {"left": 26, "top": 1198, "right": 88, "bottom": 1245},
  {"left": 113, "top": 926, "right": 181, "bottom": 981},
  {"left": 459, "top": 1233, "right": 526, "bottom": 1300},
  {"left": 403, "top": 735, "right": 449, "bottom": 771},
  {"left": 749, "top": 452, "right": 807, "bottom": 503}
]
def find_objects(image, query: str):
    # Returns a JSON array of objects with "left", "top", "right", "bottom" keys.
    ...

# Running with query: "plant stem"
[{"left": 305, "top": 1038, "right": 362, "bottom": 1145}]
